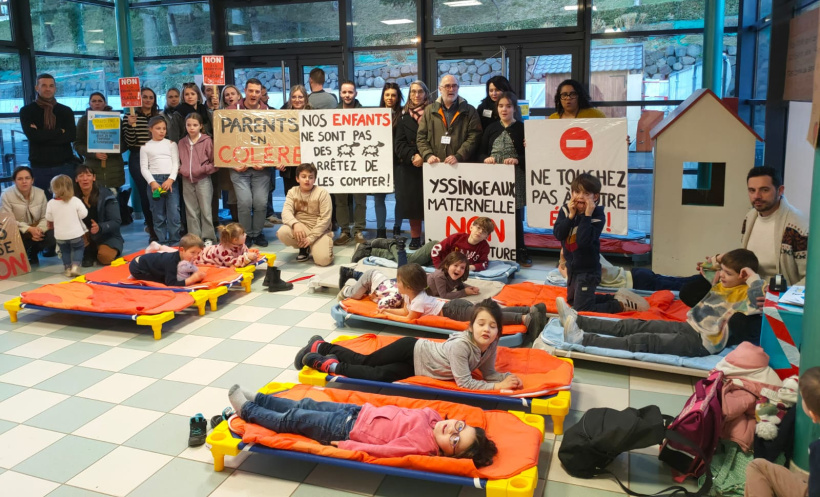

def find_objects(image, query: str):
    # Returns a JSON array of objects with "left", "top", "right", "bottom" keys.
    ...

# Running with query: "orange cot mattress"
[
  {"left": 21, "top": 281, "right": 194, "bottom": 314},
  {"left": 85, "top": 263, "right": 241, "bottom": 290},
  {"left": 340, "top": 298, "right": 527, "bottom": 336},
  {"left": 332, "top": 334, "right": 573, "bottom": 397},
  {"left": 230, "top": 384, "right": 542, "bottom": 480},
  {"left": 493, "top": 282, "right": 689, "bottom": 321}
]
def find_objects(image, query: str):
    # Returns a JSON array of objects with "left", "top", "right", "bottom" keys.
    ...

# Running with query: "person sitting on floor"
[{"left": 277, "top": 163, "right": 333, "bottom": 266}]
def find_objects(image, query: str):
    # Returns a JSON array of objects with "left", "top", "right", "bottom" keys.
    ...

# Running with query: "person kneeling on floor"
[{"left": 276, "top": 163, "right": 333, "bottom": 266}]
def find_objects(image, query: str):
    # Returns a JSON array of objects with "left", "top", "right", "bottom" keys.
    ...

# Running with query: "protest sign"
[
  {"left": 525, "top": 118, "right": 629, "bottom": 235},
  {"left": 87, "top": 110, "right": 121, "bottom": 154},
  {"left": 0, "top": 214, "right": 30, "bottom": 279},
  {"left": 202, "top": 55, "right": 225, "bottom": 86},
  {"left": 213, "top": 109, "right": 301, "bottom": 167},
  {"left": 119, "top": 77, "right": 142, "bottom": 108},
  {"left": 423, "top": 162, "right": 517, "bottom": 261},
  {"left": 299, "top": 109, "right": 393, "bottom": 193}
]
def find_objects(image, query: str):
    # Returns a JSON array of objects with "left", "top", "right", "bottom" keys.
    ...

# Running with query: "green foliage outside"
[
  {"left": 225, "top": 3, "right": 340, "bottom": 46},
  {"left": 129, "top": 4, "right": 212, "bottom": 57}
]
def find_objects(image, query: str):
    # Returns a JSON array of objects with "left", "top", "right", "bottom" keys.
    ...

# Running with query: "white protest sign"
[
  {"left": 299, "top": 108, "right": 393, "bottom": 193},
  {"left": 525, "top": 118, "right": 628, "bottom": 235},
  {"left": 423, "top": 162, "right": 517, "bottom": 261}
]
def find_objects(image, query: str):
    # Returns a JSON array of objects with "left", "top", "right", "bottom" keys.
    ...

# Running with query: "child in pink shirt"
[
  {"left": 227, "top": 384, "right": 497, "bottom": 466},
  {"left": 193, "top": 222, "right": 258, "bottom": 268}
]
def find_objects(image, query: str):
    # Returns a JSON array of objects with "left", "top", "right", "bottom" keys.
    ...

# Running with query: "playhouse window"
[{"left": 682, "top": 162, "right": 726, "bottom": 206}]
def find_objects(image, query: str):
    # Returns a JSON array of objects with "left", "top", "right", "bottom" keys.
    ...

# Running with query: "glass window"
[
  {"left": 130, "top": 3, "right": 212, "bottom": 57},
  {"left": 592, "top": 0, "right": 738, "bottom": 33},
  {"left": 352, "top": 0, "right": 417, "bottom": 47},
  {"left": 31, "top": 0, "right": 117, "bottom": 56},
  {"left": 525, "top": 54, "right": 572, "bottom": 108},
  {"left": 34, "top": 56, "right": 120, "bottom": 110},
  {"left": 752, "top": 104, "right": 765, "bottom": 165},
  {"left": 225, "top": 2, "right": 340, "bottom": 46},
  {"left": 0, "top": 53, "right": 23, "bottom": 113},
  {"left": 436, "top": 56, "right": 506, "bottom": 108},
  {"left": 134, "top": 58, "right": 201, "bottom": 109},
  {"left": 432, "top": 0, "right": 577, "bottom": 36},
  {"left": 755, "top": 26, "right": 770, "bottom": 99},
  {"left": 723, "top": 34, "right": 737, "bottom": 98},
  {"left": 234, "top": 67, "right": 291, "bottom": 110},
  {"left": 303, "top": 65, "right": 340, "bottom": 100},
  {"left": 353, "top": 50, "right": 418, "bottom": 107},
  {"left": 759, "top": 0, "right": 772, "bottom": 19},
  {"left": 0, "top": 0, "right": 12, "bottom": 41}
]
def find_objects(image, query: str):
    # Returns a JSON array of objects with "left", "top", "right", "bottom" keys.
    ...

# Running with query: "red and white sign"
[
  {"left": 118, "top": 77, "right": 142, "bottom": 108},
  {"left": 560, "top": 127, "right": 594, "bottom": 161},
  {"left": 525, "top": 118, "right": 629, "bottom": 235},
  {"left": 202, "top": 56, "right": 225, "bottom": 86}
]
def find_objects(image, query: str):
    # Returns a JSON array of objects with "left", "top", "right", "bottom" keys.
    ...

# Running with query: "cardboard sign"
[
  {"left": 87, "top": 110, "right": 121, "bottom": 154},
  {"left": 423, "top": 162, "right": 517, "bottom": 261},
  {"left": 299, "top": 109, "right": 393, "bottom": 193},
  {"left": 213, "top": 109, "right": 301, "bottom": 168},
  {"left": 118, "top": 77, "right": 142, "bottom": 108},
  {"left": 784, "top": 9, "right": 818, "bottom": 102},
  {"left": 0, "top": 214, "right": 30, "bottom": 279},
  {"left": 202, "top": 55, "right": 225, "bottom": 86},
  {"left": 525, "top": 118, "right": 629, "bottom": 235}
]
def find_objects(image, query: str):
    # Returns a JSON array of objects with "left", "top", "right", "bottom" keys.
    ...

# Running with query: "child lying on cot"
[
  {"left": 227, "top": 384, "right": 498, "bottom": 465},
  {"left": 296, "top": 299, "right": 530, "bottom": 391},
  {"left": 145, "top": 222, "right": 259, "bottom": 269},
  {"left": 426, "top": 251, "right": 481, "bottom": 299},
  {"left": 554, "top": 248, "right": 766, "bottom": 357},
  {"left": 338, "top": 263, "right": 545, "bottom": 334},
  {"left": 129, "top": 233, "right": 206, "bottom": 286}
]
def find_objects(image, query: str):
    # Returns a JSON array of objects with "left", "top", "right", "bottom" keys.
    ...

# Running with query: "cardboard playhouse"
[{"left": 650, "top": 88, "right": 762, "bottom": 276}]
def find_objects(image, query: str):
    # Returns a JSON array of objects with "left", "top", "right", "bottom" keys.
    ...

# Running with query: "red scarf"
[
  {"left": 35, "top": 95, "right": 57, "bottom": 130},
  {"left": 409, "top": 102, "right": 428, "bottom": 123}
]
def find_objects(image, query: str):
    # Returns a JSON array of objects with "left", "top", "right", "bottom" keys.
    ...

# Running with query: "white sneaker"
[
  {"left": 555, "top": 297, "right": 576, "bottom": 329},
  {"left": 70, "top": 264, "right": 81, "bottom": 277},
  {"left": 64, "top": 268, "right": 73, "bottom": 278},
  {"left": 336, "top": 278, "right": 356, "bottom": 300},
  {"left": 563, "top": 315, "right": 583, "bottom": 344},
  {"left": 614, "top": 288, "right": 650, "bottom": 312}
]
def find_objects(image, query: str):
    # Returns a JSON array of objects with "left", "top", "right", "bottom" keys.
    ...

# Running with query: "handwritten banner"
[
  {"left": 423, "top": 162, "right": 517, "bottom": 261},
  {"left": 0, "top": 214, "right": 30, "bottom": 279},
  {"left": 87, "top": 110, "right": 121, "bottom": 154},
  {"left": 202, "top": 55, "right": 225, "bottom": 86},
  {"left": 118, "top": 77, "right": 141, "bottom": 108},
  {"left": 213, "top": 109, "right": 301, "bottom": 168},
  {"left": 525, "top": 118, "right": 629, "bottom": 235},
  {"left": 784, "top": 9, "right": 818, "bottom": 101},
  {"left": 299, "top": 109, "right": 393, "bottom": 193}
]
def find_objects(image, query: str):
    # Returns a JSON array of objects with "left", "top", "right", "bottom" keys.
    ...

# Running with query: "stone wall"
[
  {"left": 435, "top": 58, "right": 503, "bottom": 87},
  {"left": 354, "top": 64, "right": 418, "bottom": 90}
]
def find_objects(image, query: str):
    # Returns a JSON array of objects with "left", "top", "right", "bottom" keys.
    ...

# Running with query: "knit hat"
[{"left": 715, "top": 342, "right": 782, "bottom": 386}]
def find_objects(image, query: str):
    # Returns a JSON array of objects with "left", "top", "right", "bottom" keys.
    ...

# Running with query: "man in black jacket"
[{"left": 19, "top": 74, "right": 78, "bottom": 195}]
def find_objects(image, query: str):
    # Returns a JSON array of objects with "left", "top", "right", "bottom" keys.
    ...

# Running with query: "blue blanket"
[
  {"left": 361, "top": 257, "right": 519, "bottom": 282},
  {"left": 525, "top": 226, "right": 647, "bottom": 241},
  {"left": 540, "top": 318, "right": 731, "bottom": 371}
]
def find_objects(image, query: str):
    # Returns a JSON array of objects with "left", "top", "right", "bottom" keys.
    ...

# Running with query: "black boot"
[
  {"left": 376, "top": 228, "right": 387, "bottom": 239},
  {"left": 267, "top": 267, "right": 293, "bottom": 292},
  {"left": 351, "top": 242, "right": 372, "bottom": 263},
  {"left": 263, "top": 265, "right": 274, "bottom": 287}
]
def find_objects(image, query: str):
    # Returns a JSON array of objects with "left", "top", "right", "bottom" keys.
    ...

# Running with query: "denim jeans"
[
  {"left": 231, "top": 168, "right": 269, "bottom": 238},
  {"left": 241, "top": 395, "right": 360, "bottom": 444},
  {"left": 57, "top": 236, "right": 85, "bottom": 267},
  {"left": 147, "top": 173, "right": 181, "bottom": 245}
]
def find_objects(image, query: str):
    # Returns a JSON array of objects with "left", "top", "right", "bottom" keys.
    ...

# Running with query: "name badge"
[
  {"left": 441, "top": 136, "right": 451, "bottom": 145},
  {"left": 482, "top": 109, "right": 493, "bottom": 118}
]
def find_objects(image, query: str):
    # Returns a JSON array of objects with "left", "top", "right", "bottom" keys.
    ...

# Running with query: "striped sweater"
[{"left": 123, "top": 111, "right": 155, "bottom": 149}]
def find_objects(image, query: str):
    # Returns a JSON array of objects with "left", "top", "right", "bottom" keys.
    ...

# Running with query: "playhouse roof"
[{"left": 650, "top": 88, "right": 763, "bottom": 141}]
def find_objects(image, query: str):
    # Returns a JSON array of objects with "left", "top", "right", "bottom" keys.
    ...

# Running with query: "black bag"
[{"left": 558, "top": 405, "right": 713, "bottom": 497}]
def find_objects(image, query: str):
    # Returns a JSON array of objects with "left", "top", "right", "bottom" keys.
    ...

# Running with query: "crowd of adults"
[{"left": 0, "top": 70, "right": 808, "bottom": 290}]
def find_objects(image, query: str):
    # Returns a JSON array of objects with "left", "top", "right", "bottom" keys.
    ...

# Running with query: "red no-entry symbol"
[{"left": 560, "top": 127, "right": 593, "bottom": 161}]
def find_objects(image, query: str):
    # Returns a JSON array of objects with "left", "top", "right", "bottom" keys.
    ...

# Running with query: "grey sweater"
[{"left": 412, "top": 330, "right": 509, "bottom": 390}]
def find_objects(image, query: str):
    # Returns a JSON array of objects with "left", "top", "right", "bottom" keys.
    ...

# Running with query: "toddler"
[
  {"left": 427, "top": 251, "right": 481, "bottom": 299},
  {"left": 45, "top": 175, "right": 87, "bottom": 277},
  {"left": 194, "top": 223, "right": 259, "bottom": 268},
  {"left": 129, "top": 233, "right": 206, "bottom": 287}
]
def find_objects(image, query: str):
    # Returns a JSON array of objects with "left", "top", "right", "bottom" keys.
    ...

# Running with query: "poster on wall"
[
  {"left": 524, "top": 118, "right": 629, "bottom": 235},
  {"left": 212, "top": 109, "right": 301, "bottom": 167},
  {"left": 423, "top": 162, "right": 517, "bottom": 262},
  {"left": 86, "top": 111, "right": 122, "bottom": 154},
  {"left": 299, "top": 108, "right": 394, "bottom": 193}
]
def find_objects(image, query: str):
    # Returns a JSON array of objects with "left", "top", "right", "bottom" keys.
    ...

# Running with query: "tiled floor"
[{"left": 0, "top": 220, "right": 700, "bottom": 497}]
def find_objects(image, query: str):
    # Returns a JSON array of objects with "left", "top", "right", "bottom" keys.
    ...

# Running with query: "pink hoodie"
[
  {"left": 338, "top": 404, "right": 441, "bottom": 459},
  {"left": 178, "top": 134, "right": 216, "bottom": 183}
]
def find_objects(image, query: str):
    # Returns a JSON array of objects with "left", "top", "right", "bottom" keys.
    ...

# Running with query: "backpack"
[
  {"left": 659, "top": 370, "right": 724, "bottom": 482},
  {"left": 559, "top": 404, "right": 715, "bottom": 496}
]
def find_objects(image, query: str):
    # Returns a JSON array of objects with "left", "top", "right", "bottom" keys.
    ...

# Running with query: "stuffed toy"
[
  {"left": 177, "top": 260, "right": 199, "bottom": 281},
  {"left": 755, "top": 375, "right": 799, "bottom": 440}
]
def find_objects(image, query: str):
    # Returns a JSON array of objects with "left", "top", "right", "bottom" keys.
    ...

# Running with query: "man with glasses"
[{"left": 417, "top": 74, "right": 482, "bottom": 166}]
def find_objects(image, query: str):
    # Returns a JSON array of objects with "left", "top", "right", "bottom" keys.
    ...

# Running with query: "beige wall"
[{"left": 652, "top": 96, "right": 758, "bottom": 276}]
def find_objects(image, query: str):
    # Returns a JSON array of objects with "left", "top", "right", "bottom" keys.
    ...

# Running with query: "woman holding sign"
[
  {"left": 280, "top": 85, "right": 312, "bottom": 197},
  {"left": 124, "top": 87, "right": 160, "bottom": 243},
  {"left": 479, "top": 91, "right": 530, "bottom": 267},
  {"left": 0, "top": 166, "right": 56, "bottom": 265},
  {"left": 75, "top": 93, "right": 125, "bottom": 192}
]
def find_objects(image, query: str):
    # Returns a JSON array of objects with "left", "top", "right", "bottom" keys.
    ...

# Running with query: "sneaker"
[
  {"left": 614, "top": 288, "right": 650, "bottom": 312},
  {"left": 563, "top": 315, "right": 584, "bottom": 344},
  {"left": 211, "top": 407, "right": 235, "bottom": 430},
  {"left": 63, "top": 267, "right": 73, "bottom": 278},
  {"left": 267, "top": 215, "right": 282, "bottom": 224},
  {"left": 264, "top": 220, "right": 274, "bottom": 228},
  {"left": 337, "top": 279, "right": 355, "bottom": 300},
  {"left": 296, "top": 247, "right": 310, "bottom": 262},
  {"left": 255, "top": 234, "right": 269, "bottom": 247},
  {"left": 517, "top": 248, "right": 533, "bottom": 268},
  {"left": 204, "top": 239, "right": 213, "bottom": 247},
  {"left": 70, "top": 264, "right": 81, "bottom": 277},
  {"left": 409, "top": 237, "right": 421, "bottom": 250},
  {"left": 302, "top": 353, "right": 338, "bottom": 373},
  {"left": 334, "top": 232, "right": 351, "bottom": 246},
  {"left": 294, "top": 335, "right": 326, "bottom": 369},
  {"left": 188, "top": 413, "right": 208, "bottom": 447},
  {"left": 555, "top": 298, "right": 576, "bottom": 329},
  {"left": 338, "top": 266, "right": 357, "bottom": 291},
  {"left": 353, "top": 231, "right": 367, "bottom": 245}
]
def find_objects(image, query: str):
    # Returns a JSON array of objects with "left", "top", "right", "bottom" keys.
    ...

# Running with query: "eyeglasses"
[
  {"left": 449, "top": 421, "right": 466, "bottom": 453},
  {"left": 441, "top": 84, "right": 459, "bottom": 90},
  {"left": 560, "top": 92, "right": 578, "bottom": 100}
]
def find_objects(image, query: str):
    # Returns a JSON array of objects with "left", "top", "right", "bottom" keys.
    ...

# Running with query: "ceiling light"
[
  {"left": 563, "top": 5, "right": 595, "bottom": 10},
  {"left": 411, "top": 36, "right": 420, "bottom": 44},
  {"left": 227, "top": 31, "right": 245, "bottom": 36},
  {"left": 44, "top": 21, "right": 53, "bottom": 25},
  {"left": 86, "top": 29, "right": 103, "bottom": 33},
  {"left": 443, "top": 1, "right": 481, "bottom": 7},
  {"left": 381, "top": 19, "right": 413, "bottom": 25},
  {"left": 89, "top": 40, "right": 105, "bottom": 44}
]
